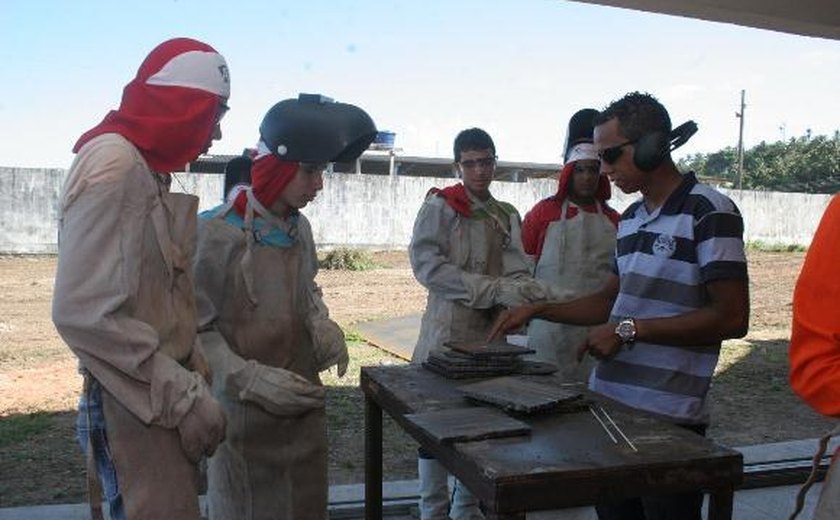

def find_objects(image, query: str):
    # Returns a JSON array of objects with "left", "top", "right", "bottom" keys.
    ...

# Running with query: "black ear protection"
[{"left": 632, "top": 121, "right": 698, "bottom": 172}]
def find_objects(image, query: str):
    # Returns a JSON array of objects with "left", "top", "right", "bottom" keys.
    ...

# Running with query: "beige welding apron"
[
  {"left": 102, "top": 190, "right": 203, "bottom": 520},
  {"left": 204, "top": 223, "right": 327, "bottom": 520},
  {"left": 413, "top": 210, "right": 507, "bottom": 363},
  {"left": 527, "top": 201, "right": 615, "bottom": 382}
]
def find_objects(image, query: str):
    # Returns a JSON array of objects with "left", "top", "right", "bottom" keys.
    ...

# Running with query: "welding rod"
[
  {"left": 589, "top": 405, "right": 618, "bottom": 444},
  {"left": 599, "top": 406, "right": 638, "bottom": 452}
]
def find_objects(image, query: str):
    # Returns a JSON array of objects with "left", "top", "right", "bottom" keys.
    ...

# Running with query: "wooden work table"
[{"left": 361, "top": 364, "right": 742, "bottom": 519}]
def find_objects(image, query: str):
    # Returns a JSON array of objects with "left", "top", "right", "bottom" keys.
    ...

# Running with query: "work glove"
[
  {"left": 461, "top": 272, "right": 551, "bottom": 308},
  {"left": 227, "top": 360, "right": 325, "bottom": 416},
  {"left": 460, "top": 272, "right": 503, "bottom": 308},
  {"left": 494, "top": 277, "right": 551, "bottom": 307},
  {"left": 176, "top": 375, "right": 226, "bottom": 463},
  {"left": 311, "top": 317, "right": 349, "bottom": 377},
  {"left": 200, "top": 329, "right": 325, "bottom": 416}
]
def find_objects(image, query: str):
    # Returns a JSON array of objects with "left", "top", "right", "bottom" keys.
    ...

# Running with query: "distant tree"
[{"left": 679, "top": 131, "right": 840, "bottom": 193}]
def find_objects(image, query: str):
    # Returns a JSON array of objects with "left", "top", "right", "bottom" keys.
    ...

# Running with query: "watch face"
[{"left": 616, "top": 320, "right": 635, "bottom": 342}]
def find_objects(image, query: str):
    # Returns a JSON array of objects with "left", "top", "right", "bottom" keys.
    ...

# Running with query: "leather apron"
[
  {"left": 413, "top": 212, "right": 507, "bottom": 363},
  {"left": 102, "top": 190, "right": 203, "bottom": 520},
  {"left": 205, "top": 226, "right": 327, "bottom": 520},
  {"left": 527, "top": 201, "right": 615, "bottom": 382}
]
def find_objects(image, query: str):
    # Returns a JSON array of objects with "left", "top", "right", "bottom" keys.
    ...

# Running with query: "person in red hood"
[
  {"left": 193, "top": 94, "right": 376, "bottom": 520},
  {"left": 521, "top": 109, "right": 620, "bottom": 383},
  {"left": 51, "top": 38, "right": 231, "bottom": 520}
]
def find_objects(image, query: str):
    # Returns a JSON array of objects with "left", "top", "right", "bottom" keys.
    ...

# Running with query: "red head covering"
[
  {"left": 555, "top": 162, "right": 611, "bottom": 202},
  {"left": 73, "top": 37, "right": 230, "bottom": 173},
  {"left": 233, "top": 150, "right": 299, "bottom": 216}
]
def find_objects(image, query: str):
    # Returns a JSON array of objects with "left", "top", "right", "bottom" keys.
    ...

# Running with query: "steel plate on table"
[
  {"left": 458, "top": 376, "right": 586, "bottom": 414},
  {"left": 404, "top": 407, "right": 531, "bottom": 443},
  {"left": 444, "top": 340, "right": 534, "bottom": 357}
]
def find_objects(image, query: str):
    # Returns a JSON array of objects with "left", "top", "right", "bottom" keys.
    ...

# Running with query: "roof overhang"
[{"left": 569, "top": 0, "right": 840, "bottom": 40}]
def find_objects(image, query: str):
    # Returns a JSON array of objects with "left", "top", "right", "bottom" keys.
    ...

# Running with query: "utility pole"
[{"left": 735, "top": 89, "right": 746, "bottom": 190}]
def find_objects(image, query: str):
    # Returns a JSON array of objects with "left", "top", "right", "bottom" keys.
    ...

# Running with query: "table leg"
[
  {"left": 365, "top": 393, "right": 383, "bottom": 520},
  {"left": 707, "top": 487, "right": 734, "bottom": 520}
]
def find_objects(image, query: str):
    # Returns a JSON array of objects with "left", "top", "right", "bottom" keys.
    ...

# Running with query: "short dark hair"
[
  {"left": 593, "top": 92, "right": 671, "bottom": 141},
  {"left": 453, "top": 128, "right": 495, "bottom": 162}
]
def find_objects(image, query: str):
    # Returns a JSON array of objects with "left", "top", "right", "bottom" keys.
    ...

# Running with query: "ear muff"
[
  {"left": 631, "top": 121, "right": 698, "bottom": 172},
  {"left": 632, "top": 131, "right": 668, "bottom": 172}
]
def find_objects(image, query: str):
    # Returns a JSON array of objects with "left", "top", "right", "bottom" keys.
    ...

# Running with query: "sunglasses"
[
  {"left": 598, "top": 139, "right": 637, "bottom": 165},
  {"left": 459, "top": 156, "right": 497, "bottom": 170}
]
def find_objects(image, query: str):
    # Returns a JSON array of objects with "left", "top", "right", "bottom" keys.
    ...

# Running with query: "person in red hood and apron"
[
  {"left": 52, "top": 38, "right": 231, "bottom": 520},
  {"left": 522, "top": 109, "right": 620, "bottom": 383},
  {"left": 193, "top": 94, "right": 376, "bottom": 520}
]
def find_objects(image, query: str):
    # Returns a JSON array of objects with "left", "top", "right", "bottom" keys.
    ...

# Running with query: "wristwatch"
[{"left": 615, "top": 318, "right": 637, "bottom": 346}]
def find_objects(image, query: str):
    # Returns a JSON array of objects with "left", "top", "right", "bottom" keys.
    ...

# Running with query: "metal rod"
[
  {"left": 589, "top": 406, "right": 618, "bottom": 443},
  {"left": 599, "top": 406, "right": 639, "bottom": 452}
]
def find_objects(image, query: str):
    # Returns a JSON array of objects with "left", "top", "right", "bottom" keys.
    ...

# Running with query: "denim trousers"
[{"left": 76, "top": 379, "right": 126, "bottom": 520}]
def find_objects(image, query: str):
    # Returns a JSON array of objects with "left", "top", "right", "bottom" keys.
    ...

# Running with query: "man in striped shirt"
[{"left": 490, "top": 92, "right": 749, "bottom": 520}]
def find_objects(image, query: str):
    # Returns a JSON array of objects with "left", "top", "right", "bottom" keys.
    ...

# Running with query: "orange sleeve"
[{"left": 789, "top": 195, "right": 840, "bottom": 417}]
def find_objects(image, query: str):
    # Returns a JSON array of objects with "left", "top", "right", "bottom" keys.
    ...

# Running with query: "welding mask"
[{"left": 258, "top": 93, "right": 377, "bottom": 163}]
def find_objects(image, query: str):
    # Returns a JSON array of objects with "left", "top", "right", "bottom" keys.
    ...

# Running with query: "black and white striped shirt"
[{"left": 590, "top": 172, "right": 748, "bottom": 424}]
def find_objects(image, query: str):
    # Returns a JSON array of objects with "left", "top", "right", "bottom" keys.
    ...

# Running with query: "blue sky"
[{"left": 2, "top": 0, "right": 839, "bottom": 168}]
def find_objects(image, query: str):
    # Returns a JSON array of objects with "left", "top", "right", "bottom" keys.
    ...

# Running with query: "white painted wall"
[{"left": 0, "top": 167, "right": 833, "bottom": 254}]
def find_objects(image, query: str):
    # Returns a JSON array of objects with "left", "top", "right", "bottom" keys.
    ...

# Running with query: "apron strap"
[{"left": 789, "top": 423, "right": 840, "bottom": 520}]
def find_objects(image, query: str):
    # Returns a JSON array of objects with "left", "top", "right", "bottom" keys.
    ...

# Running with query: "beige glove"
[
  {"left": 200, "top": 329, "right": 325, "bottom": 416},
  {"left": 461, "top": 272, "right": 551, "bottom": 308},
  {"left": 176, "top": 376, "right": 226, "bottom": 463},
  {"left": 227, "top": 360, "right": 325, "bottom": 416},
  {"left": 311, "top": 318, "right": 349, "bottom": 377},
  {"left": 494, "top": 277, "right": 550, "bottom": 307},
  {"left": 460, "top": 272, "right": 503, "bottom": 308}
]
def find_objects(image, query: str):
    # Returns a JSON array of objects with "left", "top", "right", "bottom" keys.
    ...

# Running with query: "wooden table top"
[{"left": 361, "top": 364, "right": 743, "bottom": 513}]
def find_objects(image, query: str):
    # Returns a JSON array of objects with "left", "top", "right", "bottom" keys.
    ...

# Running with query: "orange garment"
[{"left": 789, "top": 194, "right": 840, "bottom": 417}]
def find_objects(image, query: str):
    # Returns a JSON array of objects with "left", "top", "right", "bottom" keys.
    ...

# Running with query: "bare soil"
[{"left": 0, "top": 250, "right": 834, "bottom": 507}]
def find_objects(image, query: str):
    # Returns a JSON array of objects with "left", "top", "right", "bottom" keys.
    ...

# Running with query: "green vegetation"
[
  {"left": 0, "top": 412, "right": 52, "bottom": 449},
  {"left": 678, "top": 130, "right": 840, "bottom": 193},
  {"left": 746, "top": 240, "right": 807, "bottom": 252},
  {"left": 318, "top": 248, "right": 377, "bottom": 271}
]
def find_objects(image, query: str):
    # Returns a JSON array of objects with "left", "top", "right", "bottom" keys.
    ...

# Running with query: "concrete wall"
[{"left": 0, "top": 166, "right": 833, "bottom": 254}]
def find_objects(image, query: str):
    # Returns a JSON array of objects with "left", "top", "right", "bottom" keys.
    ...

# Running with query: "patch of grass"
[
  {"left": 0, "top": 412, "right": 53, "bottom": 449},
  {"left": 746, "top": 240, "right": 807, "bottom": 252},
  {"left": 343, "top": 328, "right": 366, "bottom": 343},
  {"left": 318, "top": 248, "right": 377, "bottom": 271}
]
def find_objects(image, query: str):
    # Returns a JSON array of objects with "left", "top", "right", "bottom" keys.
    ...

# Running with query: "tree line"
[{"left": 677, "top": 131, "right": 840, "bottom": 194}]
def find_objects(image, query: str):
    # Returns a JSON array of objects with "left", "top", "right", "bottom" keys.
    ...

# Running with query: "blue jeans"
[{"left": 76, "top": 380, "right": 125, "bottom": 520}]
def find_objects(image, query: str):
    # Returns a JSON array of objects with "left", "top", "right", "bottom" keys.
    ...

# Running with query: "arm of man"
[
  {"left": 789, "top": 195, "right": 840, "bottom": 417},
  {"left": 577, "top": 277, "right": 749, "bottom": 361},
  {"left": 488, "top": 275, "right": 619, "bottom": 340},
  {"left": 409, "top": 196, "right": 474, "bottom": 300},
  {"left": 52, "top": 140, "right": 210, "bottom": 429}
]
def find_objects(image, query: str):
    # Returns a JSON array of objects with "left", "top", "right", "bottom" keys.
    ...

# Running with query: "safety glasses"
[{"left": 598, "top": 139, "right": 637, "bottom": 165}]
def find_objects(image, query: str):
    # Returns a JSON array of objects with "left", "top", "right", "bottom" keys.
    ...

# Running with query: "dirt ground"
[{"left": 0, "top": 250, "right": 834, "bottom": 507}]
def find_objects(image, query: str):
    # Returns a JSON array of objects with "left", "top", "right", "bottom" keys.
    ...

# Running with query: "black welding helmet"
[
  {"left": 258, "top": 93, "right": 377, "bottom": 163},
  {"left": 562, "top": 108, "right": 598, "bottom": 162}
]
